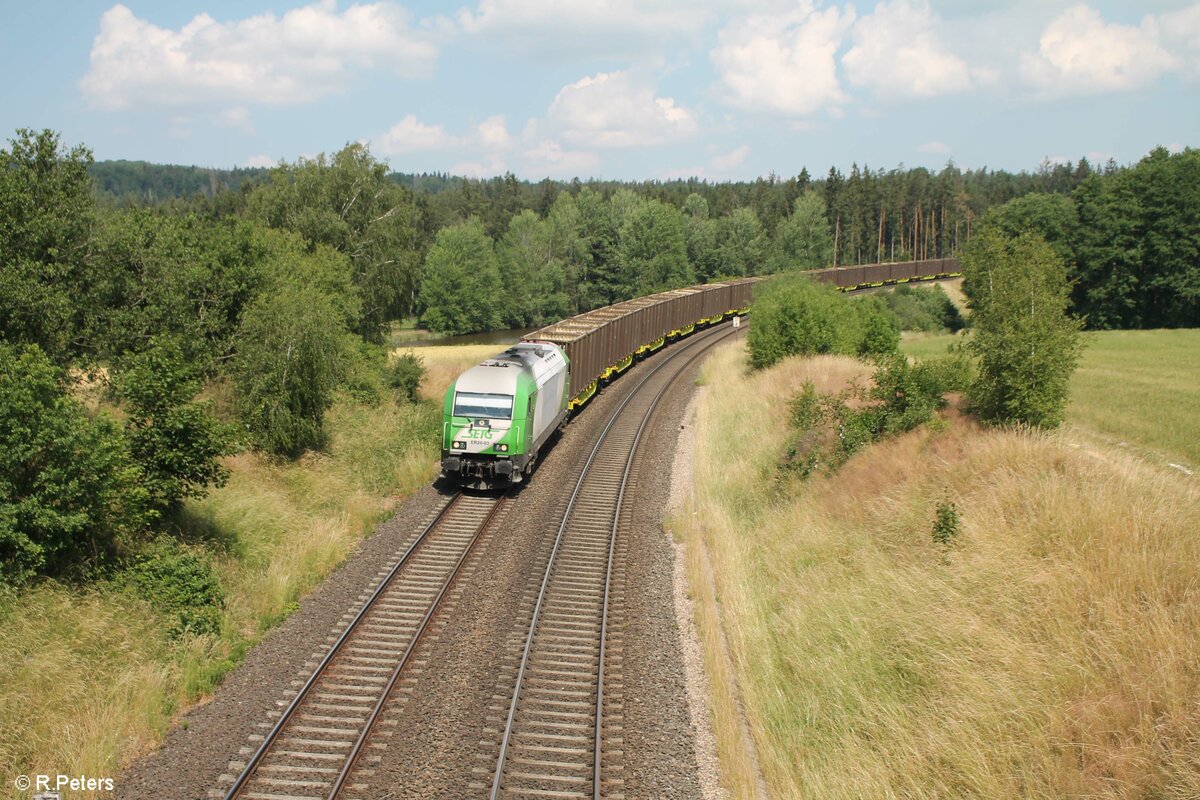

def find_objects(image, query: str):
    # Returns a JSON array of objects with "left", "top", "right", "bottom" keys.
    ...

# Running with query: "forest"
[{"left": 1, "top": 127, "right": 1198, "bottom": 589}]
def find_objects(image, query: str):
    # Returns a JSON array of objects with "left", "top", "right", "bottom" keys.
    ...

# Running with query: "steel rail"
[
  {"left": 224, "top": 490, "right": 465, "bottom": 800},
  {"left": 592, "top": 323, "right": 739, "bottom": 799},
  {"left": 326, "top": 495, "right": 508, "bottom": 798},
  {"left": 489, "top": 321, "right": 739, "bottom": 800}
]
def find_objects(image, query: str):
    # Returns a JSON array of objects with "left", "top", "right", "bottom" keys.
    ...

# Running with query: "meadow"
[
  {"left": 901, "top": 328, "right": 1200, "bottom": 468},
  {"left": 675, "top": 339, "right": 1200, "bottom": 798}
]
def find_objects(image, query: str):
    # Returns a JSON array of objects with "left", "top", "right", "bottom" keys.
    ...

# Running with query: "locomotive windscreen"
[{"left": 453, "top": 392, "right": 514, "bottom": 420}]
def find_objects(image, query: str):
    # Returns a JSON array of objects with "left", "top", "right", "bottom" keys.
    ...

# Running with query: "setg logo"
[{"left": 463, "top": 428, "right": 494, "bottom": 440}]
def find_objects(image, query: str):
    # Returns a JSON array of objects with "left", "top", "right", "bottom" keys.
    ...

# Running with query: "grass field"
[
  {"left": 900, "top": 328, "right": 1200, "bottom": 468},
  {"left": 675, "top": 340, "right": 1200, "bottom": 798},
  {"left": 0, "top": 394, "right": 440, "bottom": 795}
]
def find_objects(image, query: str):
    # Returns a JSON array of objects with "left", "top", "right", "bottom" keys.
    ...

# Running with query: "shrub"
[
  {"left": 877, "top": 284, "right": 965, "bottom": 332},
  {"left": 749, "top": 275, "right": 898, "bottom": 369},
  {"left": 932, "top": 500, "right": 961, "bottom": 546},
  {"left": 962, "top": 231, "right": 1084, "bottom": 427},
  {"left": 232, "top": 284, "right": 351, "bottom": 456},
  {"left": 779, "top": 353, "right": 967, "bottom": 481},
  {"left": 121, "top": 538, "right": 223, "bottom": 638},
  {"left": 116, "top": 337, "right": 235, "bottom": 515},
  {"left": 389, "top": 351, "right": 425, "bottom": 402},
  {"left": 857, "top": 298, "right": 902, "bottom": 356},
  {"left": 0, "top": 343, "right": 149, "bottom": 583},
  {"left": 339, "top": 340, "right": 389, "bottom": 406}
]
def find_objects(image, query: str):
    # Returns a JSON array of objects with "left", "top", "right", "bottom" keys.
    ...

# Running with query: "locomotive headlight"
[
  {"left": 496, "top": 443, "right": 509, "bottom": 452},
  {"left": 451, "top": 440, "right": 466, "bottom": 450}
]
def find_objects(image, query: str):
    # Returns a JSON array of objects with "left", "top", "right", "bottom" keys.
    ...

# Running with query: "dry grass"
[
  {"left": 937, "top": 277, "right": 969, "bottom": 316},
  {"left": 395, "top": 344, "right": 501, "bottom": 402},
  {"left": 0, "top": 395, "right": 439, "bottom": 796},
  {"left": 675, "top": 340, "right": 1200, "bottom": 798}
]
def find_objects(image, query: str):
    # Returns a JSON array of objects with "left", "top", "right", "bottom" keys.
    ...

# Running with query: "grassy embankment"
[
  {"left": 0, "top": 345, "right": 503, "bottom": 795},
  {"left": 676, "top": 334, "right": 1200, "bottom": 798}
]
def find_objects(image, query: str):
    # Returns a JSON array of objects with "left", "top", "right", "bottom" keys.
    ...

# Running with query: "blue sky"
[{"left": 1, "top": 0, "right": 1196, "bottom": 180}]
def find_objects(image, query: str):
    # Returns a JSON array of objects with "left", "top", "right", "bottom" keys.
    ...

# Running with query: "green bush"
[
  {"left": 932, "top": 500, "right": 961, "bottom": 546},
  {"left": 116, "top": 337, "right": 235, "bottom": 515},
  {"left": 962, "top": 230, "right": 1084, "bottom": 427},
  {"left": 857, "top": 297, "right": 902, "bottom": 356},
  {"left": 0, "top": 343, "right": 149, "bottom": 583},
  {"left": 779, "top": 353, "right": 967, "bottom": 481},
  {"left": 876, "top": 284, "right": 964, "bottom": 332},
  {"left": 232, "top": 284, "right": 351, "bottom": 456},
  {"left": 121, "top": 538, "right": 223, "bottom": 638},
  {"left": 339, "top": 340, "right": 389, "bottom": 406},
  {"left": 389, "top": 351, "right": 425, "bottom": 402},
  {"left": 749, "top": 275, "right": 898, "bottom": 368}
]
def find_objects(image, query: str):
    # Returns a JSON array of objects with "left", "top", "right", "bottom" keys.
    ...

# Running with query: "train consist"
[
  {"left": 439, "top": 257, "right": 959, "bottom": 489},
  {"left": 810, "top": 257, "right": 960, "bottom": 290},
  {"left": 441, "top": 279, "right": 757, "bottom": 489}
]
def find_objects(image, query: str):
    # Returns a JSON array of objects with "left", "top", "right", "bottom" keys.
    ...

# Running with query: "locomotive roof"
[{"left": 454, "top": 342, "right": 564, "bottom": 394}]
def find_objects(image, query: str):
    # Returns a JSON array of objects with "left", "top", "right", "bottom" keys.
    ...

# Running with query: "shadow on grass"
[{"left": 168, "top": 505, "right": 240, "bottom": 555}]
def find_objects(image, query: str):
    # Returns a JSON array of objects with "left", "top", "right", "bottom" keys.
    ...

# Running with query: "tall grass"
[
  {"left": 398, "top": 344, "right": 502, "bottom": 402},
  {"left": 0, "top": 394, "right": 439, "bottom": 796},
  {"left": 676, "top": 340, "right": 1200, "bottom": 798}
]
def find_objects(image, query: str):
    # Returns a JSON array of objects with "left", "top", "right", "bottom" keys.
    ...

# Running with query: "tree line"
[{"left": 1, "top": 127, "right": 1195, "bottom": 585}]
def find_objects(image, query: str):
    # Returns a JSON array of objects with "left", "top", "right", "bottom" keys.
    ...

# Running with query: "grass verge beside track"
[
  {"left": 675, "top": 339, "right": 1200, "bottom": 798},
  {"left": 0, "top": 395, "right": 439, "bottom": 796}
]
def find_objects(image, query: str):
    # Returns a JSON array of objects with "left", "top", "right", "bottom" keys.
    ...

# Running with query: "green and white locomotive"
[{"left": 441, "top": 342, "right": 570, "bottom": 490}]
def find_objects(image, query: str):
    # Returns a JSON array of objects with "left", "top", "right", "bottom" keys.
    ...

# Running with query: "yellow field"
[
  {"left": 675, "top": 340, "right": 1200, "bottom": 798},
  {"left": 394, "top": 344, "right": 500, "bottom": 403}
]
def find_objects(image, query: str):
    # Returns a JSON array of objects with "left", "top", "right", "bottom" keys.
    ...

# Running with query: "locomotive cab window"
[{"left": 453, "top": 392, "right": 513, "bottom": 420}]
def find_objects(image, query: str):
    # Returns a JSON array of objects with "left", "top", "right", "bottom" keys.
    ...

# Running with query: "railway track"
[
  {"left": 218, "top": 492, "right": 505, "bottom": 800},
  {"left": 215, "top": 320, "right": 737, "bottom": 800},
  {"left": 483, "top": 322, "right": 739, "bottom": 800}
]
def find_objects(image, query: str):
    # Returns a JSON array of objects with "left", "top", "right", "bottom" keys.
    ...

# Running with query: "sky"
[{"left": 0, "top": 0, "right": 1197, "bottom": 181}]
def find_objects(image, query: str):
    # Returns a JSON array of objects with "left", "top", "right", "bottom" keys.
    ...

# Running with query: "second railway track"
[{"left": 483, "top": 321, "right": 739, "bottom": 800}]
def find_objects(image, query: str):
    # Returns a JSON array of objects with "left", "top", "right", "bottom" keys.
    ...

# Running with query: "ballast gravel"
[{"left": 115, "top": 331, "right": 740, "bottom": 800}]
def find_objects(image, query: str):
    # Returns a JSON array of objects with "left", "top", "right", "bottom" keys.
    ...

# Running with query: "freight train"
[
  {"left": 439, "top": 258, "right": 959, "bottom": 490},
  {"left": 441, "top": 279, "right": 757, "bottom": 489}
]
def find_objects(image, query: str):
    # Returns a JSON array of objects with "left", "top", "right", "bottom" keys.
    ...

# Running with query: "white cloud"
[
  {"left": 244, "top": 154, "right": 277, "bottom": 168},
  {"left": 843, "top": 0, "right": 971, "bottom": 98},
  {"left": 1020, "top": 4, "right": 1176, "bottom": 95},
  {"left": 520, "top": 139, "right": 599, "bottom": 179},
  {"left": 215, "top": 106, "right": 253, "bottom": 133},
  {"left": 547, "top": 70, "right": 697, "bottom": 148},
  {"left": 451, "top": 157, "right": 508, "bottom": 178},
  {"left": 711, "top": 144, "right": 750, "bottom": 171},
  {"left": 456, "top": 0, "right": 726, "bottom": 59},
  {"left": 711, "top": 4, "right": 854, "bottom": 116},
  {"left": 475, "top": 115, "right": 513, "bottom": 151},
  {"left": 918, "top": 140, "right": 951, "bottom": 155},
  {"left": 374, "top": 115, "right": 454, "bottom": 155},
  {"left": 82, "top": 3, "right": 438, "bottom": 110},
  {"left": 1157, "top": 3, "right": 1200, "bottom": 80}
]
